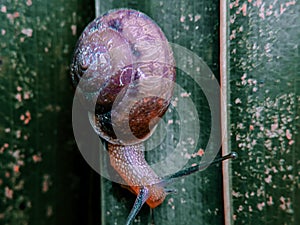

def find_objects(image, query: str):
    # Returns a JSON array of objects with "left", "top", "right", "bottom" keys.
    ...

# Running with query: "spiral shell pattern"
[{"left": 71, "top": 9, "right": 175, "bottom": 144}]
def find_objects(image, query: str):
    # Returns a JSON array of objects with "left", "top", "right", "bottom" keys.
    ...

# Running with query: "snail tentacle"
[
  {"left": 126, "top": 187, "right": 150, "bottom": 225},
  {"left": 158, "top": 152, "right": 238, "bottom": 187}
]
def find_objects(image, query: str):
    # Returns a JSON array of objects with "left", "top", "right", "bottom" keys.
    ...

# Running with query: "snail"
[{"left": 70, "top": 8, "right": 237, "bottom": 225}]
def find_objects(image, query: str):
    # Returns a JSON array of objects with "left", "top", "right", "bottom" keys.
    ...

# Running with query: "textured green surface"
[
  {"left": 0, "top": 1, "right": 99, "bottom": 225},
  {"left": 228, "top": 0, "right": 300, "bottom": 224},
  {"left": 97, "top": 1, "right": 224, "bottom": 225}
]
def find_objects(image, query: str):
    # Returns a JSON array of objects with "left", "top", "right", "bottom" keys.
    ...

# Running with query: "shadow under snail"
[{"left": 70, "top": 8, "right": 237, "bottom": 225}]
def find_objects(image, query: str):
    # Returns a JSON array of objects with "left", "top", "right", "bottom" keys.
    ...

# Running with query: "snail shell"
[{"left": 71, "top": 9, "right": 175, "bottom": 145}]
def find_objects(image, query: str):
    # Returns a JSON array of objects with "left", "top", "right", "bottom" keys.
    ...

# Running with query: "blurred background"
[{"left": 0, "top": 0, "right": 299, "bottom": 225}]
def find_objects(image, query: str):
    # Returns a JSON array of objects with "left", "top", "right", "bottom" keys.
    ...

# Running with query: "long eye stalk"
[{"left": 162, "top": 151, "right": 238, "bottom": 184}]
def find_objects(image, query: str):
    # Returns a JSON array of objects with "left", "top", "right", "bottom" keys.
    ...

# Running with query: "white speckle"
[
  {"left": 71, "top": 24, "right": 77, "bottom": 36},
  {"left": 180, "top": 92, "right": 191, "bottom": 97},
  {"left": 235, "top": 98, "right": 242, "bottom": 104},
  {"left": 5, "top": 186, "right": 13, "bottom": 199}
]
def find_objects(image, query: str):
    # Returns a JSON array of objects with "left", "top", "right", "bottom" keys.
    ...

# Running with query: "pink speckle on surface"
[
  {"left": 13, "top": 165, "right": 20, "bottom": 173},
  {"left": 42, "top": 175, "right": 51, "bottom": 193},
  {"left": 21, "top": 28, "right": 33, "bottom": 37},
  {"left": 235, "top": 0, "right": 240, "bottom": 7},
  {"left": 1, "top": 5, "right": 7, "bottom": 13},
  {"left": 32, "top": 154, "right": 42, "bottom": 163},
  {"left": 286, "top": 1, "right": 296, "bottom": 7},
  {"left": 235, "top": 98, "right": 242, "bottom": 104},
  {"left": 46, "top": 205, "right": 53, "bottom": 217},
  {"left": 254, "top": 0, "right": 262, "bottom": 7},
  {"left": 16, "top": 93, "right": 22, "bottom": 102},
  {"left": 14, "top": 11, "right": 19, "bottom": 17},
  {"left": 233, "top": 214, "right": 237, "bottom": 221},
  {"left": 16, "top": 130, "right": 21, "bottom": 139},
  {"left": 280, "top": 4, "right": 287, "bottom": 14},
  {"left": 197, "top": 148, "right": 204, "bottom": 156},
  {"left": 242, "top": 3, "right": 247, "bottom": 16},
  {"left": 257, "top": 202, "right": 265, "bottom": 211},
  {"left": 267, "top": 196, "right": 274, "bottom": 205},
  {"left": 24, "top": 91, "right": 31, "bottom": 99},
  {"left": 20, "top": 110, "right": 31, "bottom": 124},
  {"left": 26, "top": 0, "right": 32, "bottom": 6},
  {"left": 230, "top": 29, "right": 236, "bottom": 40},
  {"left": 249, "top": 125, "right": 254, "bottom": 130},
  {"left": 1, "top": 29, "right": 5, "bottom": 35},
  {"left": 5, "top": 186, "right": 13, "bottom": 199},
  {"left": 285, "top": 129, "right": 292, "bottom": 139},
  {"left": 264, "top": 174, "right": 272, "bottom": 183},
  {"left": 280, "top": 196, "right": 287, "bottom": 210},
  {"left": 167, "top": 119, "right": 173, "bottom": 124},
  {"left": 194, "top": 14, "right": 201, "bottom": 22},
  {"left": 6, "top": 11, "right": 20, "bottom": 21},
  {"left": 180, "top": 15, "right": 185, "bottom": 22},
  {"left": 184, "top": 152, "right": 191, "bottom": 159},
  {"left": 271, "top": 122, "right": 278, "bottom": 131}
]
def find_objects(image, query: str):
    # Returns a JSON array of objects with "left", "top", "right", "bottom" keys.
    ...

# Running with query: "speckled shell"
[{"left": 71, "top": 9, "right": 175, "bottom": 145}]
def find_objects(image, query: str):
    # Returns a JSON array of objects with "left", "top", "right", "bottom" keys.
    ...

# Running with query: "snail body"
[
  {"left": 71, "top": 8, "right": 175, "bottom": 214},
  {"left": 71, "top": 8, "right": 237, "bottom": 225}
]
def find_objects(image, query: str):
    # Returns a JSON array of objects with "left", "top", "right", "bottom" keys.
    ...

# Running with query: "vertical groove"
[
  {"left": 220, "top": 1, "right": 232, "bottom": 225},
  {"left": 95, "top": 0, "right": 100, "bottom": 17}
]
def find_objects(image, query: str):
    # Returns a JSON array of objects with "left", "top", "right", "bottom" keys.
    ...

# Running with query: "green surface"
[
  {"left": 0, "top": 1, "right": 99, "bottom": 225},
  {"left": 97, "top": 1, "right": 224, "bottom": 225},
  {"left": 228, "top": 0, "right": 300, "bottom": 224},
  {"left": 1, "top": 1, "right": 299, "bottom": 225}
]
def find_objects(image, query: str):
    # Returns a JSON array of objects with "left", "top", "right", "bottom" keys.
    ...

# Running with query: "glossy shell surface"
[{"left": 71, "top": 9, "right": 175, "bottom": 145}]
